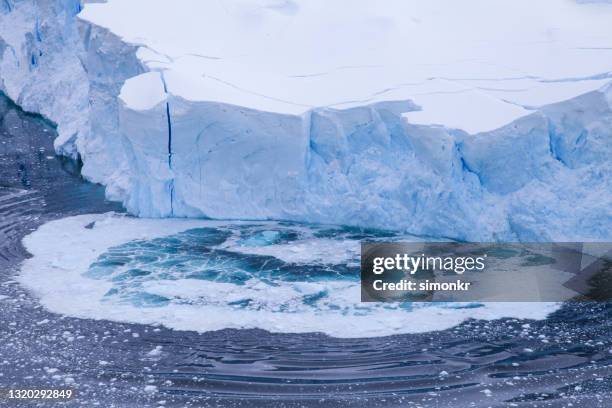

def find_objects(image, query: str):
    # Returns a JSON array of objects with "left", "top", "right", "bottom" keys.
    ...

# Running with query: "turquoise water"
[{"left": 84, "top": 224, "right": 392, "bottom": 310}]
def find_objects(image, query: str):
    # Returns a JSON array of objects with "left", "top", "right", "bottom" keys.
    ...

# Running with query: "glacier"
[{"left": 1, "top": 0, "right": 611, "bottom": 241}]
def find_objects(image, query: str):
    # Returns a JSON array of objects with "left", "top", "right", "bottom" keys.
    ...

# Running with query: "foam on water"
[{"left": 20, "top": 213, "right": 560, "bottom": 338}]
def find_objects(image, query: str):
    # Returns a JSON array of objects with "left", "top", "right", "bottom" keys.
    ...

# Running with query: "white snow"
[
  {"left": 79, "top": 0, "right": 612, "bottom": 132},
  {"left": 118, "top": 71, "right": 166, "bottom": 111}
]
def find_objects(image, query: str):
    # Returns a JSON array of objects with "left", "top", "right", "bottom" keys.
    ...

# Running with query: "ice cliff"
[{"left": 1, "top": 0, "right": 611, "bottom": 241}]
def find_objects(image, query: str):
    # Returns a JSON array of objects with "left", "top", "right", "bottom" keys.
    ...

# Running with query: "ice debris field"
[
  {"left": 1, "top": 0, "right": 611, "bottom": 241},
  {"left": 19, "top": 213, "right": 560, "bottom": 337}
]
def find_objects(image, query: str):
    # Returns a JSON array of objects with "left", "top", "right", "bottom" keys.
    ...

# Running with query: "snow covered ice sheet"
[
  {"left": 1, "top": 0, "right": 611, "bottom": 241},
  {"left": 81, "top": 0, "right": 612, "bottom": 128}
]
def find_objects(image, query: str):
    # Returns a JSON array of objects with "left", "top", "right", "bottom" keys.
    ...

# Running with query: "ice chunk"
[{"left": 119, "top": 72, "right": 166, "bottom": 111}]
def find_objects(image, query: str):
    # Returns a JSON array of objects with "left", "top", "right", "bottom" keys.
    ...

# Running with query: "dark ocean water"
[{"left": 1, "top": 93, "right": 611, "bottom": 407}]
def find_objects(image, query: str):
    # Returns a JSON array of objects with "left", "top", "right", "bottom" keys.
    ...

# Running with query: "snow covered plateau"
[{"left": 1, "top": 0, "right": 611, "bottom": 241}]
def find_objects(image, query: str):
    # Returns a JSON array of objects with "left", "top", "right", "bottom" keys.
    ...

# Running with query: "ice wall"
[
  {"left": 0, "top": 0, "right": 88, "bottom": 157},
  {"left": 0, "top": 0, "right": 144, "bottom": 201},
  {"left": 1, "top": 0, "right": 611, "bottom": 242},
  {"left": 116, "top": 87, "right": 612, "bottom": 241}
]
